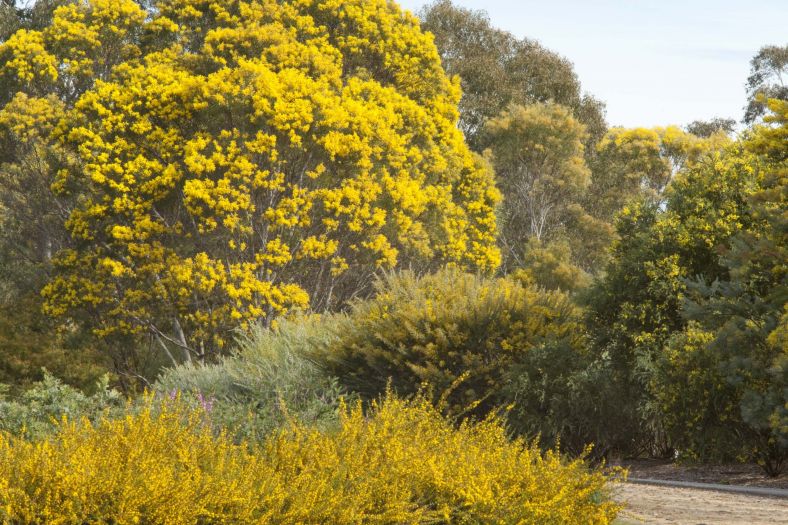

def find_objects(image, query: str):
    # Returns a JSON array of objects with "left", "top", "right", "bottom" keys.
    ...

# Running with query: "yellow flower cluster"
[
  {"left": 0, "top": 30, "right": 58, "bottom": 83},
  {"left": 0, "top": 94, "right": 64, "bottom": 142},
  {"left": 598, "top": 125, "right": 732, "bottom": 181},
  {"left": 0, "top": 0, "right": 146, "bottom": 89},
  {"left": 0, "top": 395, "right": 620, "bottom": 524},
  {"left": 0, "top": 0, "right": 501, "bottom": 356}
]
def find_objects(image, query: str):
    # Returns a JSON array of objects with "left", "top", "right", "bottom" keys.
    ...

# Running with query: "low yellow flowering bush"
[{"left": 0, "top": 395, "right": 621, "bottom": 524}]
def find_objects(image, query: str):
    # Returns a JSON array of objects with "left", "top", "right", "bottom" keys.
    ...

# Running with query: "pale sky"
[{"left": 397, "top": 0, "right": 787, "bottom": 128}]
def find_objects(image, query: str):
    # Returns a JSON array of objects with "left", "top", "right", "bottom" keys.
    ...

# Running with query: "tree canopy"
[
  {"left": 587, "top": 101, "right": 786, "bottom": 465},
  {"left": 0, "top": 0, "right": 500, "bottom": 366},
  {"left": 744, "top": 44, "right": 788, "bottom": 124},
  {"left": 419, "top": 0, "right": 606, "bottom": 152},
  {"left": 483, "top": 102, "right": 589, "bottom": 269}
]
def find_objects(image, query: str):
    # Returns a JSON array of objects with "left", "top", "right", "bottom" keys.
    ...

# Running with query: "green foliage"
[
  {"left": 500, "top": 339, "right": 625, "bottom": 458},
  {"left": 588, "top": 141, "right": 760, "bottom": 455},
  {"left": 685, "top": 117, "right": 736, "bottom": 138},
  {"left": 0, "top": 1, "right": 75, "bottom": 55},
  {"left": 652, "top": 324, "right": 746, "bottom": 462},
  {"left": 0, "top": 371, "right": 123, "bottom": 439},
  {"left": 419, "top": 2, "right": 612, "bottom": 274},
  {"left": 744, "top": 44, "right": 788, "bottom": 124},
  {"left": 0, "top": 294, "right": 109, "bottom": 394},
  {"left": 650, "top": 100, "right": 788, "bottom": 475},
  {"left": 156, "top": 317, "right": 343, "bottom": 441},
  {"left": 587, "top": 126, "right": 730, "bottom": 223},
  {"left": 419, "top": 0, "right": 606, "bottom": 151},
  {"left": 655, "top": 273, "right": 786, "bottom": 475},
  {"left": 313, "top": 269, "right": 586, "bottom": 423},
  {"left": 484, "top": 102, "right": 591, "bottom": 271},
  {"left": 580, "top": 126, "right": 731, "bottom": 272},
  {"left": 512, "top": 238, "right": 592, "bottom": 294},
  {"left": 0, "top": 94, "right": 71, "bottom": 294}
]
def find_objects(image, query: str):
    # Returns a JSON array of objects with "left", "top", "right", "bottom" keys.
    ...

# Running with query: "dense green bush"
[
  {"left": 0, "top": 371, "right": 123, "bottom": 439},
  {"left": 156, "top": 318, "right": 343, "bottom": 441},
  {"left": 651, "top": 323, "right": 749, "bottom": 462},
  {"left": 0, "top": 293, "right": 111, "bottom": 395},
  {"left": 312, "top": 270, "right": 590, "bottom": 425},
  {"left": 649, "top": 104, "right": 787, "bottom": 475},
  {"left": 652, "top": 291, "right": 786, "bottom": 475},
  {"left": 501, "top": 340, "right": 629, "bottom": 458}
]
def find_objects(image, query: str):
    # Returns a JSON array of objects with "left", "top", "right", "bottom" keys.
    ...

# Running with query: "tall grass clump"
[
  {"left": 0, "top": 394, "right": 622, "bottom": 524},
  {"left": 156, "top": 316, "right": 343, "bottom": 440}
]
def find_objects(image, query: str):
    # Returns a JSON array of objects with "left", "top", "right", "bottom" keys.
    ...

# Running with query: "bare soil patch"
[
  {"left": 620, "top": 459, "right": 788, "bottom": 489},
  {"left": 614, "top": 483, "right": 788, "bottom": 524}
]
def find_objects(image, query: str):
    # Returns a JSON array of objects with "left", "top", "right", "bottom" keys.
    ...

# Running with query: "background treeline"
[
  {"left": 0, "top": 1, "right": 627, "bottom": 522},
  {"left": 0, "top": 0, "right": 785, "bottom": 493}
]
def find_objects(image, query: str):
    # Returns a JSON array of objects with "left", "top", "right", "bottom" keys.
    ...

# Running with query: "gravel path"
[{"left": 614, "top": 483, "right": 788, "bottom": 524}]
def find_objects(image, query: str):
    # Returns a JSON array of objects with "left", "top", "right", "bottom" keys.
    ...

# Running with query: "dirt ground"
[
  {"left": 620, "top": 459, "right": 788, "bottom": 489},
  {"left": 614, "top": 484, "right": 788, "bottom": 524}
]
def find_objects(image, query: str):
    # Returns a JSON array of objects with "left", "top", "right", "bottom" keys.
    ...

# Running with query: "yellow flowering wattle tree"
[
  {"left": 0, "top": 0, "right": 500, "bottom": 364},
  {"left": 588, "top": 125, "right": 732, "bottom": 223}
]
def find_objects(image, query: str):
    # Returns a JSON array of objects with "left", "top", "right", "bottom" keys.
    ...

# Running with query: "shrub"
[
  {"left": 511, "top": 237, "right": 592, "bottom": 294},
  {"left": 501, "top": 340, "right": 628, "bottom": 458},
  {"left": 0, "top": 294, "right": 111, "bottom": 395},
  {"left": 0, "top": 371, "right": 123, "bottom": 439},
  {"left": 313, "top": 269, "right": 586, "bottom": 420},
  {"left": 650, "top": 324, "right": 750, "bottom": 460},
  {"left": 159, "top": 270, "right": 615, "bottom": 458},
  {"left": 0, "top": 394, "right": 622, "bottom": 524},
  {"left": 156, "top": 317, "right": 343, "bottom": 441}
]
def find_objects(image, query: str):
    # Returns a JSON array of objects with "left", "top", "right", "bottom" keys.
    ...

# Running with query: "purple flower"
[{"left": 196, "top": 391, "right": 214, "bottom": 413}]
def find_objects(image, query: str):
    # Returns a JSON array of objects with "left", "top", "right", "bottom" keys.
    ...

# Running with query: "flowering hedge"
[{"left": 0, "top": 395, "right": 621, "bottom": 524}]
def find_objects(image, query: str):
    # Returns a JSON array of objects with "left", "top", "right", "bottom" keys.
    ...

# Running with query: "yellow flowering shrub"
[
  {"left": 646, "top": 103, "right": 788, "bottom": 474},
  {"left": 313, "top": 269, "right": 586, "bottom": 420},
  {"left": 0, "top": 0, "right": 500, "bottom": 361},
  {"left": 0, "top": 395, "right": 620, "bottom": 524},
  {"left": 587, "top": 135, "right": 764, "bottom": 455},
  {"left": 651, "top": 323, "right": 744, "bottom": 462},
  {"left": 0, "top": 0, "right": 146, "bottom": 97}
]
